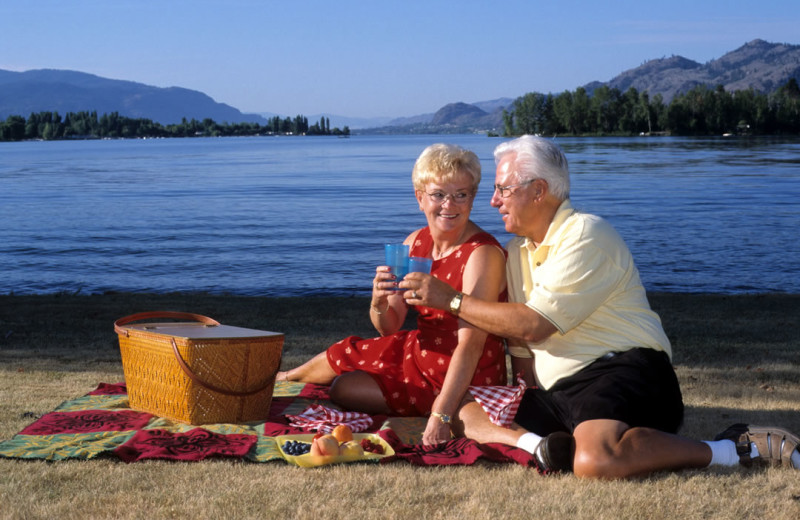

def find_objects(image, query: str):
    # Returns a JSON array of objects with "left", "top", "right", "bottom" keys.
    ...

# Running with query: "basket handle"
[
  {"left": 114, "top": 311, "right": 220, "bottom": 337},
  {"left": 170, "top": 338, "right": 278, "bottom": 397}
]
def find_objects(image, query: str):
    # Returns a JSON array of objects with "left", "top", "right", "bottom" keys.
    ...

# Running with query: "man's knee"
[
  {"left": 572, "top": 447, "right": 624, "bottom": 479},
  {"left": 572, "top": 420, "right": 633, "bottom": 479}
]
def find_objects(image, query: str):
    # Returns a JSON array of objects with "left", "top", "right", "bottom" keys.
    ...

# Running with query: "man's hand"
[{"left": 399, "top": 272, "right": 457, "bottom": 311}]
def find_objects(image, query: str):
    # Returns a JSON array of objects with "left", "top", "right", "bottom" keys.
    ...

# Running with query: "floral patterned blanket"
[{"left": 0, "top": 382, "right": 537, "bottom": 468}]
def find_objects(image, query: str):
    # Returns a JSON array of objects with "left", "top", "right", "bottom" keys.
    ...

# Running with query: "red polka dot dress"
[{"left": 326, "top": 227, "right": 507, "bottom": 415}]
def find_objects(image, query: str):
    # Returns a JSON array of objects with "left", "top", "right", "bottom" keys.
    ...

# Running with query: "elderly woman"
[{"left": 278, "top": 143, "right": 507, "bottom": 445}]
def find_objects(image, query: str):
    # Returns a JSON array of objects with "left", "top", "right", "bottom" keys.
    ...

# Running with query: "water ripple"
[{"left": 1, "top": 135, "right": 798, "bottom": 295}]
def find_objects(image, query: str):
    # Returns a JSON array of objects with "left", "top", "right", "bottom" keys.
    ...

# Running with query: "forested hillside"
[{"left": 502, "top": 79, "right": 800, "bottom": 136}]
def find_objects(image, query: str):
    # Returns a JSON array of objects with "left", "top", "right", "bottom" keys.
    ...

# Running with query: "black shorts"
[{"left": 513, "top": 348, "right": 684, "bottom": 435}]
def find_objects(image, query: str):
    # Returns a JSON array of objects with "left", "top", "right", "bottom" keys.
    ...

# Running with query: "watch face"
[{"left": 449, "top": 293, "right": 463, "bottom": 314}]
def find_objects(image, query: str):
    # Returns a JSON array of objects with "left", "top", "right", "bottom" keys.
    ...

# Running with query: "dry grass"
[{"left": 1, "top": 292, "right": 799, "bottom": 520}]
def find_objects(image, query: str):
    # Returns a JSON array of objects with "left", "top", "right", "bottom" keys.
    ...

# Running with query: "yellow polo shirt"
[{"left": 506, "top": 200, "right": 671, "bottom": 390}]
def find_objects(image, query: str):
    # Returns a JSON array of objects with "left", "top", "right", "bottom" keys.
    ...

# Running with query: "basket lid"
[{"left": 125, "top": 322, "right": 283, "bottom": 340}]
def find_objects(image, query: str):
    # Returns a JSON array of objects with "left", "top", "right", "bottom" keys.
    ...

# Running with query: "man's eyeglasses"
[
  {"left": 493, "top": 179, "right": 535, "bottom": 198},
  {"left": 425, "top": 191, "right": 474, "bottom": 205}
]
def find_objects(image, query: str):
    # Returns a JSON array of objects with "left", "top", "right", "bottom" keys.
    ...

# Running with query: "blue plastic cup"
[
  {"left": 384, "top": 244, "right": 410, "bottom": 285},
  {"left": 408, "top": 256, "right": 433, "bottom": 274}
]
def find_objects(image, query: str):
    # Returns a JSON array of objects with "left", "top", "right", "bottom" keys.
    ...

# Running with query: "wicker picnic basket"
[{"left": 115, "top": 311, "right": 283, "bottom": 425}]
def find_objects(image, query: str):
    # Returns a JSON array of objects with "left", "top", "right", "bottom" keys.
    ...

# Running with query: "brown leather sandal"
[{"left": 714, "top": 423, "right": 800, "bottom": 469}]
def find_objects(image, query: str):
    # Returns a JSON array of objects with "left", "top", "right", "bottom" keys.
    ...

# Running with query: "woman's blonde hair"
[{"left": 412, "top": 143, "right": 481, "bottom": 191}]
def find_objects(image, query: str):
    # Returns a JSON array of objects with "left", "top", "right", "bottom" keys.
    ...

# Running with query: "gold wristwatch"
[
  {"left": 448, "top": 292, "right": 464, "bottom": 316},
  {"left": 431, "top": 412, "right": 451, "bottom": 425}
]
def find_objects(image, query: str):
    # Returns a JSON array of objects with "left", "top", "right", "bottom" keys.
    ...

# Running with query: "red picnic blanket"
[{"left": 0, "top": 381, "right": 538, "bottom": 470}]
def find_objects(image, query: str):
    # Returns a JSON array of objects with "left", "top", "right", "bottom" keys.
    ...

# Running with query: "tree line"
[
  {"left": 502, "top": 78, "right": 800, "bottom": 137},
  {"left": 4, "top": 78, "right": 799, "bottom": 141},
  {"left": 0, "top": 111, "right": 350, "bottom": 141}
]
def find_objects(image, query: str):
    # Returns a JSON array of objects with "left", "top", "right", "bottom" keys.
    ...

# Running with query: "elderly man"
[{"left": 402, "top": 135, "right": 800, "bottom": 478}]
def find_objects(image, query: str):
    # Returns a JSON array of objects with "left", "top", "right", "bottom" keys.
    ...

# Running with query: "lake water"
[{"left": 1, "top": 135, "right": 798, "bottom": 296}]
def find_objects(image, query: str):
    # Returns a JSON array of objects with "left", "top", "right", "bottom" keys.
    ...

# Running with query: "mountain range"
[
  {"left": 583, "top": 39, "right": 800, "bottom": 103},
  {"left": 390, "top": 39, "right": 800, "bottom": 133},
  {"left": 1, "top": 39, "right": 797, "bottom": 132},
  {"left": 0, "top": 69, "right": 269, "bottom": 126}
]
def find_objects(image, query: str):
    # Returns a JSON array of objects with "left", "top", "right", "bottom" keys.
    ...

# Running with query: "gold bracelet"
[
  {"left": 370, "top": 301, "right": 389, "bottom": 314},
  {"left": 430, "top": 411, "right": 452, "bottom": 425}
]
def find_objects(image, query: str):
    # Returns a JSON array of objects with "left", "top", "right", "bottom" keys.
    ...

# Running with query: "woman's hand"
[
  {"left": 422, "top": 415, "right": 452, "bottom": 445},
  {"left": 372, "top": 265, "right": 397, "bottom": 302},
  {"left": 370, "top": 266, "right": 408, "bottom": 336}
]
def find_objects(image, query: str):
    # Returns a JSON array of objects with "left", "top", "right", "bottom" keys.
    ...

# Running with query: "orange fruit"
[{"left": 332, "top": 424, "right": 354, "bottom": 443}]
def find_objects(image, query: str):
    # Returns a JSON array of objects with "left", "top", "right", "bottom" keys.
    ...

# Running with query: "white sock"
[
  {"left": 703, "top": 439, "right": 740, "bottom": 466},
  {"left": 516, "top": 432, "right": 544, "bottom": 454},
  {"left": 792, "top": 449, "right": 800, "bottom": 469}
]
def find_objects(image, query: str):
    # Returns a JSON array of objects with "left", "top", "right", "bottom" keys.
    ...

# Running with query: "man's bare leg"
[{"left": 572, "top": 419, "right": 712, "bottom": 479}]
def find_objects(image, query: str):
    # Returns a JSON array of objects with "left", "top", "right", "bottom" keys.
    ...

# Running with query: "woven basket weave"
[{"left": 115, "top": 311, "right": 283, "bottom": 425}]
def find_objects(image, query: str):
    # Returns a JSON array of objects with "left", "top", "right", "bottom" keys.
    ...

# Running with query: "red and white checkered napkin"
[
  {"left": 286, "top": 404, "right": 374, "bottom": 433},
  {"left": 468, "top": 381, "right": 527, "bottom": 428}
]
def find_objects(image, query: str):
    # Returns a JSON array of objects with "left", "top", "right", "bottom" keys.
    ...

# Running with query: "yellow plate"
[{"left": 276, "top": 433, "right": 394, "bottom": 468}]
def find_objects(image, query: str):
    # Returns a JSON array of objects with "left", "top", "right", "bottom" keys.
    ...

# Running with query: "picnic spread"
[{"left": 0, "top": 311, "right": 539, "bottom": 469}]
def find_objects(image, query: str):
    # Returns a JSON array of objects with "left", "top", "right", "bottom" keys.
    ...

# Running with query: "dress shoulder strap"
[{"left": 410, "top": 227, "right": 434, "bottom": 257}]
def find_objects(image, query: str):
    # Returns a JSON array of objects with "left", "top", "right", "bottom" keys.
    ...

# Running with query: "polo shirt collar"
[{"left": 520, "top": 199, "right": 574, "bottom": 251}]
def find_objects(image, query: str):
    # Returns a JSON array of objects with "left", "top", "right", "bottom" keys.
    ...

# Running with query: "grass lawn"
[{"left": 1, "top": 292, "right": 799, "bottom": 519}]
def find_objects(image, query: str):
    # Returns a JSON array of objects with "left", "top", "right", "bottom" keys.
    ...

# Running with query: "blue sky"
[{"left": 1, "top": 1, "right": 798, "bottom": 119}]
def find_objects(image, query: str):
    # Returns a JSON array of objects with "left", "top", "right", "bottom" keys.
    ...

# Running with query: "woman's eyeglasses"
[{"left": 425, "top": 191, "right": 474, "bottom": 205}]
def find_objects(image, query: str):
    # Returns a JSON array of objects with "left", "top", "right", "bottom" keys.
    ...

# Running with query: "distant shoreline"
[{"left": 2, "top": 291, "right": 798, "bottom": 372}]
